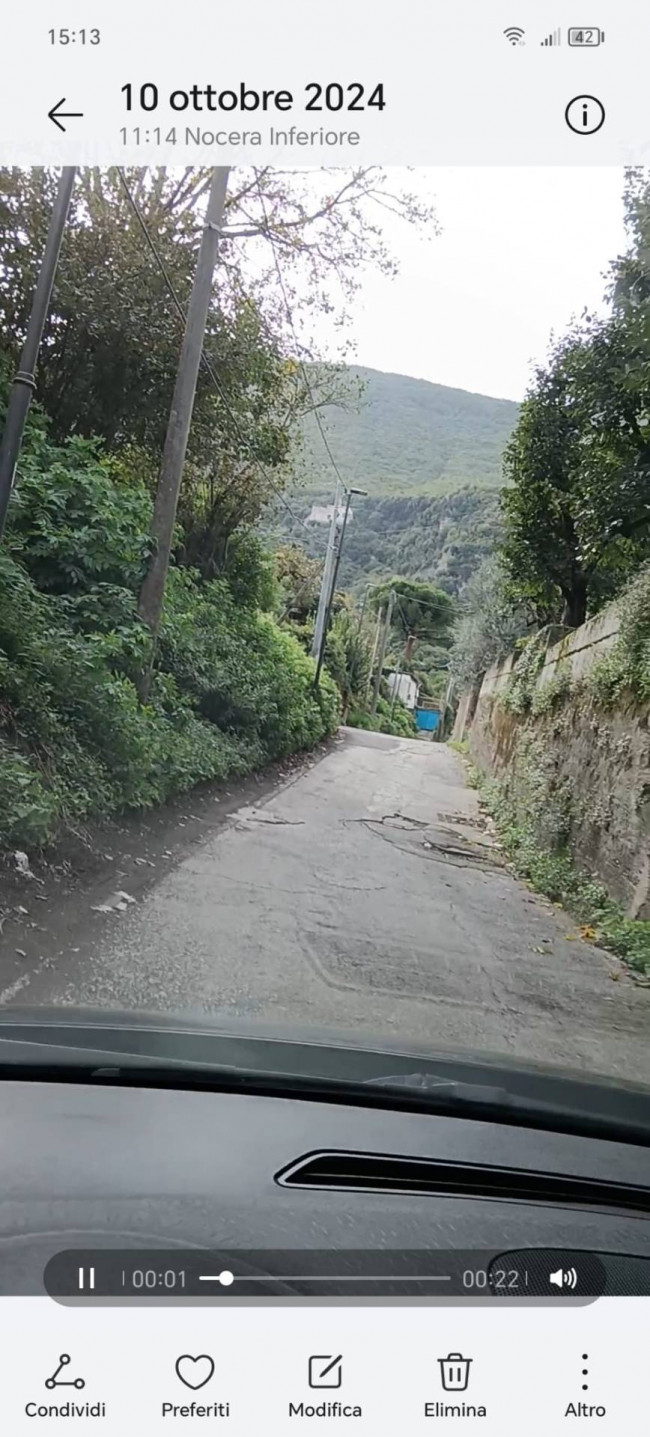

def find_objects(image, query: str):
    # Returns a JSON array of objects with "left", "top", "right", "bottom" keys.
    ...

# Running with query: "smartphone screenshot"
[{"left": 0, "top": 0, "right": 649, "bottom": 1430}]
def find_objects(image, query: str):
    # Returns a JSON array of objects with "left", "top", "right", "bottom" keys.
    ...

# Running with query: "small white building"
[
  {"left": 306, "top": 503, "right": 353, "bottom": 526},
  {"left": 386, "top": 671, "right": 420, "bottom": 711}
]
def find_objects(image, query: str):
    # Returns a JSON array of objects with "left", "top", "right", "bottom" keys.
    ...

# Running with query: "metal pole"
[
  {"left": 0, "top": 166, "right": 77, "bottom": 539},
  {"left": 370, "top": 588, "right": 396, "bottom": 715},
  {"left": 311, "top": 483, "right": 341, "bottom": 658},
  {"left": 314, "top": 486, "right": 352, "bottom": 689}
]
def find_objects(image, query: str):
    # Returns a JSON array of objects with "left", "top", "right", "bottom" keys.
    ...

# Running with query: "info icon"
[{"left": 565, "top": 95, "right": 606, "bottom": 135}]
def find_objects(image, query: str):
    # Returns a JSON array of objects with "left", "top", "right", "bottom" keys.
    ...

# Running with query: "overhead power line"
[
  {"left": 388, "top": 590, "right": 454, "bottom": 617},
  {"left": 253, "top": 174, "right": 348, "bottom": 496},
  {"left": 117, "top": 168, "right": 313, "bottom": 534}
]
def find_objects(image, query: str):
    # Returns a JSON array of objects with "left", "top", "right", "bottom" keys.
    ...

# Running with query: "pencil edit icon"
[{"left": 309, "top": 1355, "right": 343, "bottom": 1389}]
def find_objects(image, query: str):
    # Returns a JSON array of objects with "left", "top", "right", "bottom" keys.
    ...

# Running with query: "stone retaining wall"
[{"left": 453, "top": 601, "right": 650, "bottom": 920}]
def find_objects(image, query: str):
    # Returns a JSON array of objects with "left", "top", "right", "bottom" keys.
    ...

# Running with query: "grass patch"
[{"left": 462, "top": 754, "right": 650, "bottom": 978}]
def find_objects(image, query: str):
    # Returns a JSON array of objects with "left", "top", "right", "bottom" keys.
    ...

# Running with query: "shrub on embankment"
[{"left": 0, "top": 430, "right": 339, "bottom": 849}]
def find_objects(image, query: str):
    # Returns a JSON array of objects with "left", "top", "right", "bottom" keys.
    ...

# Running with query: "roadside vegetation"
[
  {"left": 487, "top": 560, "right": 650, "bottom": 720},
  {"left": 276, "top": 549, "right": 455, "bottom": 738},
  {"left": 452, "top": 170, "right": 650, "bottom": 685},
  {"left": 0, "top": 412, "right": 339, "bottom": 847},
  {"left": 457, "top": 750, "right": 650, "bottom": 979},
  {"left": 449, "top": 560, "right": 650, "bottom": 981},
  {"left": 0, "top": 165, "right": 442, "bottom": 850},
  {"left": 449, "top": 172, "right": 650, "bottom": 967}
]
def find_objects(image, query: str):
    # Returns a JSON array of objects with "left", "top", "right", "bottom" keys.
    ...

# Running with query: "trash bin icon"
[{"left": 439, "top": 1353, "right": 472, "bottom": 1391}]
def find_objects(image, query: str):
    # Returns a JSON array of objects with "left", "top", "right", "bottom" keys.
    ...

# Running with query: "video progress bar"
[{"left": 198, "top": 1271, "right": 452, "bottom": 1286}]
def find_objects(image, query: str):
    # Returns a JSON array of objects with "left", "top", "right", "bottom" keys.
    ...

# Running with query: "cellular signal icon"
[
  {"left": 541, "top": 27, "right": 562, "bottom": 45},
  {"left": 504, "top": 26, "right": 525, "bottom": 45}
]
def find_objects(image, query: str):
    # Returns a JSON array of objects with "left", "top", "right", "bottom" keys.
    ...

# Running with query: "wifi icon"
[{"left": 504, "top": 26, "right": 525, "bottom": 45}]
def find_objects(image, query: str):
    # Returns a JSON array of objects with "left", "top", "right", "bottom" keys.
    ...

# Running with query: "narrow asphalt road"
[{"left": 6, "top": 730, "right": 650, "bottom": 1080}]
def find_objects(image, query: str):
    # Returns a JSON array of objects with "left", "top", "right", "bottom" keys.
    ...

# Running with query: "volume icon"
[{"left": 550, "top": 1266, "right": 577, "bottom": 1290}]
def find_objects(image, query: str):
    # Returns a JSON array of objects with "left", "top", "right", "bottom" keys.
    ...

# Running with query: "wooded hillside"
[{"left": 297, "top": 366, "right": 518, "bottom": 497}]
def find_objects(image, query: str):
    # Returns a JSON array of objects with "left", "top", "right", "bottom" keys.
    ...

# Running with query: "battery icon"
[{"left": 568, "top": 27, "right": 605, "bottom": 45}]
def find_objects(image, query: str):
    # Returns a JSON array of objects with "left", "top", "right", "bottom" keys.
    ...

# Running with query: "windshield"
[{"left": 1, "top": 161, "right": 649, "bottom": 1092}]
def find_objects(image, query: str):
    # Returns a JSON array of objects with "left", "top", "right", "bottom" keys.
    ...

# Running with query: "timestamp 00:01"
[{"left": 123, "top": 1268, "right": 187, "bottom": 1290}]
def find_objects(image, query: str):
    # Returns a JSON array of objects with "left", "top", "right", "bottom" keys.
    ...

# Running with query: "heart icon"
[{"left": 175, "top": 1354, "right": 215, "bottom": 1390}]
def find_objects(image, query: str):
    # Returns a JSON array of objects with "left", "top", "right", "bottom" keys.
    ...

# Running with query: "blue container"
[{"left": 415, "top": 707, "right": 440, "bottom": 732}]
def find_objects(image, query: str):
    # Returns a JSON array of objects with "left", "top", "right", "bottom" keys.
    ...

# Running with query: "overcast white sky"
[{"left": 316, "top": 168, "right": 628, "bottom": 402}]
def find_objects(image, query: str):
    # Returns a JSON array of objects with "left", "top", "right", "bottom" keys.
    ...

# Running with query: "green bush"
[
  {"left": 587, "top": 562, "right": 650, "bottom": 708},
  {"left": 7, "top": 434, "right": 153, "bottom": 595},
  {"left": 324, "top": 609, "right": 372, "bottom": 715},
  {"left": 347, "top": 694, "right": 416, "bottom": 738},
  {"left": 219, "top": 531, "right": 279, "bottom": 612},
  {"left": 157, "top": 570, "right": 339, "bottom": 760},
  {"left": 0, "top": 552, "right": 252, "bottom": 836},
  {"left": 377, "top": 696, "right": 416, "bottom": 737},
  {"left": 0, "top": 391, "right": 342, "bottom": 850},
  {"left": 0, "top": 548, "right": 338, "bottom": 850},
  {"left": 0, "top": 739, "right": 59, "bottom": 846}
]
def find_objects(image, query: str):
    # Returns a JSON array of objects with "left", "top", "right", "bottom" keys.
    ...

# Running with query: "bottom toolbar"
[{"left": 0, "top": 1296, "right": 646, "bottom": 1431}]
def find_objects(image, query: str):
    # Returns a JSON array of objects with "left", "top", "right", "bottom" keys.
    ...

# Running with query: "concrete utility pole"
[
  {"left": 438, "top": 672, "right": 455, "bottom": 741},
  {"left": 311, "top": 483, "right": 341, "bottom": 660},
  {"left": 137, "top": 167, "right": 230, "bottom": 676},
  {"left": 314, "top": 486, "right": 366, "bottom": 689},
  {"left": 389, "top": 647, "right": 405, "bottom": 718},
  {"left": 370, "top": 587, "right": 396, "bottom": 715},
  {"left": 356, "top": 581, "right": 370, "bottom": 634},
  {"left": 0, "top": 167, "right": 77, "bottom": 541},
  {"left": 365, "top": 604, "right": 382, "bottom": 704}
]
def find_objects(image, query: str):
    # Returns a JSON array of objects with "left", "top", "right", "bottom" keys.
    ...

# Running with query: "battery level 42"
[{"left": 568, "top": 27, "right": 605, "bottom": 45}]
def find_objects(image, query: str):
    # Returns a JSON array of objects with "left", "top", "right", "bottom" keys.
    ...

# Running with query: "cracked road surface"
[{"left": 13, "top": 729, "right": 650, "bottom": 1079}]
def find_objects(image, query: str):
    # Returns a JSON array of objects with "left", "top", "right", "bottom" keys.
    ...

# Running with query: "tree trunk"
[
  {"left": 404, "top": 633, "right": 416, "bottom": 664},
  {"left": 562, "top": 573, "right": 588, "bottom": 628}
]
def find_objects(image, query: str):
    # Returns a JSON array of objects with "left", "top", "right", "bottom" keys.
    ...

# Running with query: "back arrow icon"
[{"left": 48, "top": 98, "right": 84, "bottom": 132}]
